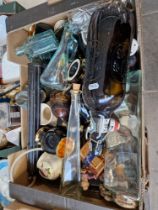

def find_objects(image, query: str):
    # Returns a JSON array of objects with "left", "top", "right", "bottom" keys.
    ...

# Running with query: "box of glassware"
[{"left": 7, "top": 0, "right": 148, "bottom": 210}]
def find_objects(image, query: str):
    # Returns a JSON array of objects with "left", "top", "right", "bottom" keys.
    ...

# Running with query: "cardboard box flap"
[
  {"left": 8, "top": 150, "right": 29, "bottom": 186},
  {"left": 6, "top": 0, "right": 98, "bottom": 33},
  {"left": 7, "top": 29, "right": 29, "bottom": 65}
]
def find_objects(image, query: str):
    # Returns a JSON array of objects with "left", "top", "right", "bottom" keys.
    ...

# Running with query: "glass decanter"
[
  {"left": 40, "top": 25, "right": 78, "bottom": 91},
  {"left": 61, "top": 84, "right": 81, "bottom": 199},
  {"left": 16, "top": 29, "right": 58, "bottom": 61}
]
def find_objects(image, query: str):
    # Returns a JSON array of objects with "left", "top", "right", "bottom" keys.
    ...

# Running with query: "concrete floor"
[{"left": 142, "top": 0, "right": 158, "bottom": 210}]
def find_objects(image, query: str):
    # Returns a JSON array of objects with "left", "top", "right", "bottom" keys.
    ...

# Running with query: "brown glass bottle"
[
  {"left": 83, "top": 5, "right": 134, "bottom": 118},
  {"left": 82, "top": 5, "right": 134, "bottom": 156}
]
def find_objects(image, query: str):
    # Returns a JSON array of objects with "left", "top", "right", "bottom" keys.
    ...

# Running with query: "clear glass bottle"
[
  {"left": 104, "top": 125, "right": 139, "bottom": 198},
  {"left": 61, "top": 84, "right": 81, "bottom": 199},
  {"left": 40, "top": 25, "right": 78, "bottom": 91},
  {"left": 16, "top": 29, "right": 58, "bottom": 61}
]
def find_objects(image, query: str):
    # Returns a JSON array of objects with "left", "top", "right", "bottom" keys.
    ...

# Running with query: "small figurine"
[{"left": 81, "top": 172, "right": 90, "bottom": 191}]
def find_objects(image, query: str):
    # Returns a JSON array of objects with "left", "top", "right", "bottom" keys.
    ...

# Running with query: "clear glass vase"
[
  {"left": 61, "top": 84, "right": 81, "bottom": 199},
  {"left": 40, "top": 25, "right": 78, "bottom": 91}
]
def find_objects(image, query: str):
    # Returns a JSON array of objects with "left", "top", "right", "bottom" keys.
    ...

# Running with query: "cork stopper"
[
  {"left": 54, "top": 19, "right": 66, "bottom": 33},
  {"left": 28, "top": 24, "right": 36, "bottom": 37},
  {"left": 72, "top": 83, "right": 81, "bottom": 92}
]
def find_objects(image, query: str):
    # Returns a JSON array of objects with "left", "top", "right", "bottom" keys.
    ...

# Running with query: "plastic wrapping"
[{"left": 0, "top": 160, "right": 13, "bottom": 207}]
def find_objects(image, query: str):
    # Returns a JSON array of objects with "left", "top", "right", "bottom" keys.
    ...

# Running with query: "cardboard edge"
[
  {"left": 8, "top": 150, "right": 29, "bottom": 185},
  {"left": 4, "top": 201, "right": 42, "bottom": 210},
  {"left": 9, "top": 182, "right": 122, "bottom": 210},
  {"left": 48, "top": 0, "right": 63, "bottom": 5},
  {"left": 6, "top": 0, "right": 98, "bottom": 32}
]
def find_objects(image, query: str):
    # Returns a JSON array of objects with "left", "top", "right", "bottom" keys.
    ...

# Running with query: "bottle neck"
[
  {"left": 60, "top": 26, "right": 78, "bottom": 62},
  {"left": 71, "top": 90, "right": 80, "bottom": 101}
]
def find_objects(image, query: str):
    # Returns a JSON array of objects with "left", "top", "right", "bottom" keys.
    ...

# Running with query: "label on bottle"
[
  {"left": 102, "top": 118, "right": 110, "bottom": 133},
  {"left": 130, "top": 39, "right": 139, "bottom": 56},
  {"left": 109, "top": 119, "right": 120, "bottom": 132},
  {"left": 88, "top": 83, "right": 99, "bottom": 90}
]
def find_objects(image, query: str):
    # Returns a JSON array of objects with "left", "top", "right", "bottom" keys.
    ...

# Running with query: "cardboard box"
[{"left": 6, "top": 0, "right": 146, "bottom": 210}]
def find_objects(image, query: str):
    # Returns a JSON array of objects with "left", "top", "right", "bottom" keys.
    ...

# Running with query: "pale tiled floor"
[{"left": 142, "top": 1, "right": 158, "bottom": 210}]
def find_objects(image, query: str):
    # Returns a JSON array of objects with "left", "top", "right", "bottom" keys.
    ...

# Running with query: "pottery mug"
[{"left": 40, "top": 103, "right": 56, "bottom": 126}]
